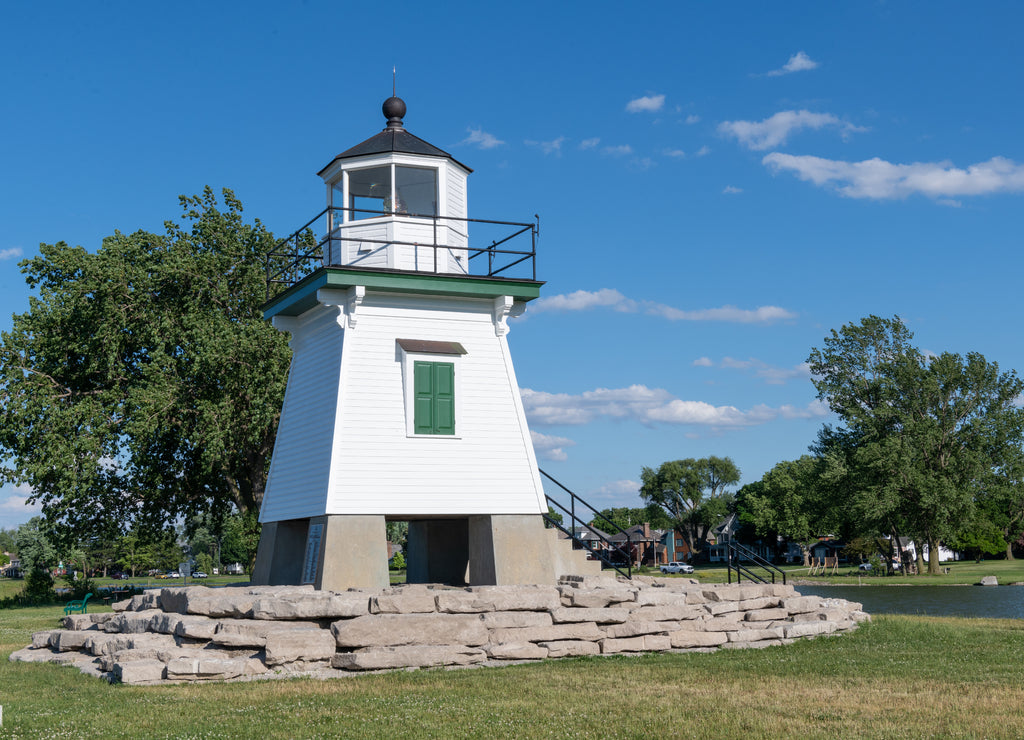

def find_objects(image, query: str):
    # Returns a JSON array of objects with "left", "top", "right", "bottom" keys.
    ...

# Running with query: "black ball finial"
[{"left": 383, "top": 96, "right": 406, "bottom": 130}]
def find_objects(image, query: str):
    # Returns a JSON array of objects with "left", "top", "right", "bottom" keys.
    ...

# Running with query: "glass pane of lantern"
[
  {"left": 395, "top": 166, "right": 437, "bottom": 217},
  {"left": 348, "top": 166, "right": 391, "bottom": 220}
]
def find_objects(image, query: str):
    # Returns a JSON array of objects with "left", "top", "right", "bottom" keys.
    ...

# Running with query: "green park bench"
[{"left": 63, "top": 593, "right": 92, "bottom": 615}]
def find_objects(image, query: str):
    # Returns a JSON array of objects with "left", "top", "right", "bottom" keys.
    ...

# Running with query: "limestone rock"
[
  {"left": 371, "top": 586, "right": 438, "bottom": 614},
  {"left": 669, "top": 630, "right": 728, "bottom": 648},
  {"left": 628, "top": 604, "right": 706, "bottom": 622},
  {"left": 331, "top": 645, "right": 486, "bottom": 671},
  {"left": 601, "top": 620, "right": 679, "bottom": 639},
  {"left": 332, "top": 613, "right": 488, "bottom": 648},
  {"left": 782, "top": 596, "right": 822, "bottom": 614},
  {"left": 463, "top": 585, "right": 561, "bottom": 612},
  {"left": 264, "top": 629, "right": 337, "bottom": 666},
  {"left": 114, "top": 659, "right": 166, "bottom": 685},
  {"left": 980, "top": 576, "right": 998, "bottom": 586},
  {"left": 745, "top": 608, "right": 789, "bottom": 622},
  {"left": 211, "top": 619, "right": 322, "bottom": 648},
  {"left": 550, "top": 607, "right": 629, "bottom": 624},
  {"left": 479, "top": 611, "right": 553, "bottom": 629},
  {"left": 602, "top": 634, "right": 671, "bottom": 653},
  {"left": 537, "top": 640, "right": 600, "bottom": 658},
  {"left": 485, "top": 642, "right": 549, "bottom": 660},
  {"left": 488, "top": 622, "right": 603, "bottom": 645},
  {"left": 254, "top": 591, "right": 369, "bottom": 620}
]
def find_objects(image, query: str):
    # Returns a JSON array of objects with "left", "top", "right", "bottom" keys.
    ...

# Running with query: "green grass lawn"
[{"left": 3, "top": 605, "right": 1024, "bottom": 738}]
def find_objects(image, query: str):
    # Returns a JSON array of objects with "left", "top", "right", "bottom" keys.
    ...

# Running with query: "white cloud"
[
  {"left": 579, "top": 137, "right": 601, "bottom": 150},
  {"left": 521, "top": 385, "right": 827, "bottom": 429},
  {"left": 626, "top": 94, "right": 665, "bottom": 113},
  {"left": 765, "top": 51, "right": 819, "bottom": 77},
  {"left": 0, "top": 247, "right": 24, "bottom": 261},
  {"left": 594, "top": 480, "right": 641, "bottom": 497},
  {"left": 0, "top": 483, "right": 40, "bottom": 528},
  {"left": 461, "top": 128, "right": 505, "bottom": 149},
  {"left": 630, "top": 157, "right": 656, "bottom": 171},
  {"left": 695, "top": 145, "right": 711, "bottom": 157},
  {"left": 685, "top": 114, "right": 701, "bottom": 125},
  {"left": 664, "top": 149, "right": 686, "bottom": 158},
  {"left": 602, "top": 144, "right": 633, "bottom": 157},
  {"left": 763, "top": 153, "right": 1024, "bottom": 200},
  {"left": 698, "top": 357, "right": 812, "bottom": 385},
  {"left": 723, "top": 185, "right": 743, "bottom": 194},
  {"left": 719, "top": 110, "right": 865, "bottom": 151},
  {"left": 525, "top": 136, "right": 567, "bottom": 156},
  {"left": 528, "top": 289, "right": 796, "bottom": 324},
  {"left": 530, "top": 430, "right": 576, "bottom": 462}
]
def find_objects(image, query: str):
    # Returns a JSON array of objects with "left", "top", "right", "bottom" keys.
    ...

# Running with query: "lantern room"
[{"left": 316, "top": 96, "right": 472, "bottom": 274}]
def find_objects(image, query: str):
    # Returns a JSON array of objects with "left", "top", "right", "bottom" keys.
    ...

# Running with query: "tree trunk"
[
  {"left": 914, "top": 539, "right": 925, "bottom": 575},
  {"left": 802, "top": 546, "right": 811, "bottom": 567},
  {"left": 928, "top": 538, "right": 941, "bottom": 574},
  {"left": 1007, "top": 541, "right": 1015, "bottom": 561}
]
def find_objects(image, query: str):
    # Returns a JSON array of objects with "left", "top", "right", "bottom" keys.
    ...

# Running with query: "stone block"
[
  {"left": 128, "top": 592, "right": 160, "bottom": 611},
  {"left": 783, "top": 621, "right": 836, "bottom": 639},
  {"left": 702, "top": 615, "right": 743, "bottom": 632},
  {"left": 770, "top": 584, "right": 797, "bottom": 598},
  {"left": 8, "top": 647, "right": 57, "bottom": 663},
  {"left": 705, "top": 601, "right": 741, "bottom": 616},
  {"left": 560, "top": 587, "right": 636, "bottom": 608},
  {"left": 212, "top": 619, "right": 322, "bottom": 648},
  {"left": 31, "top": 630, "right": 57, "bottom": 649},
  {"left": 82, "top": 632, "right": 124, "bottom": 656},
  {"left": 550, "top": 607, "right": 629, "bottom": 624},
  {"left": 628, "top": 604, "right": 706, "bottom": 622},
  {"left": 114, "top": 659, "right": 166, "bottom": 685},
  {"left": 635, "top": 589, "right": 689, "bottom": 607},
  {"left": 783, "top": 596, "right": 821, "bottom": 614},
  {"left": 331, "top": 645, "right": 486, "bottom": 671},
  {"left": 738, "top": 597, "right": 779, "bottom": 611},
  {"left": 105, "top": 610, "right": 163, "bottom": 634},
  {"left": 463, "top": 585, "right": 561, "bottom": 612},
  {"left": 487, "top": 622, "right": 603, "bottom": 645},
  {"left": 332, "top": 613, "right": 488, "bottom": 648},
  {"left": 726, "top": 627, "right": 784, "bottom": 642},
  {"left": 265, "top": 629, "right": 337, "bottom": 666},
  {"left": 684, "top": 591, "right": 708, "bottom": 604},
  {"left": 980, "top": 575, "right": 998, "bottom": 586},
  {"left": 485, "top": 642, "right": 549, "bottom": 660},
  {"left": 165, "top": 655, "right": 263, "bottom": 680},
  {"left": 371, "top": 586, "right": 439, "bottom": 614},
  {"left": 602, "top": 634, "right": 670, "bottom": 653},
  {"left": 601, "top": 620, "right": 677, "bottom": 639},
  {"left": 435, "top": 590, "right": 498, "bottom": 614},
  {"left": 61, "top": 614, "right": 109, "bottom": 630},
  {"left": 538, "top": 640, "right": 600, "bottom": 658},
  {"left": 745, "top": 608, "right": 789, "bottom": 622},
  {"left": 669, "top": 630, "right": 728, "bottom": 648},
  {"left": 703, "top": 585, "right": 744, "bottom": 602},
  {"left": 52, "top": 630, "right": 93, "bottom": 652},
  {"left": 479, "top": 611, "right": 553, "bottom": 629},
  {"left": 253, "top": 591, "right": 369, "bottom": 620}
]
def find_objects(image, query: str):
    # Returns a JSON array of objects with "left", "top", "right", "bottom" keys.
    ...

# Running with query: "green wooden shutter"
[
  {"left": 413, "top": 361, "right": 455, "bottom": 435},
  {"left": 433, "top": 362, "right": 455, "bottom": 435},
  {"left": 413, "top": 361, "right": 434, "bottom": 434}
]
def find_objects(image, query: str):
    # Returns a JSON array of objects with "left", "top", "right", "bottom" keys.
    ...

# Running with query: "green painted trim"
[{"left": 264, "top": 267, "right": 543, "bottom": 319}]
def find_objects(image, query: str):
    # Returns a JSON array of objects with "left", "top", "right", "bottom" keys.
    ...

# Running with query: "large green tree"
[
  {"left": 639, "top": 456, "right": 740, "bottom": 560},
  {"left": 0, "top": 188, "right": 292, "bottom": 545},
  {"left": 808, "top": 315, "right": 1024, "bottom": 573},
  {"left": 738, "top": 454, "right": 844, "bottom": 566}
]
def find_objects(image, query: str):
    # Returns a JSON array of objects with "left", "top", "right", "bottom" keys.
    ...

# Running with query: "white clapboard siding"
[
  {"left": 260, "top": 291, "right": 545, "bottom": 522},
  {"left": 260, "top": 309, "right": 343, "bottom": 522}
]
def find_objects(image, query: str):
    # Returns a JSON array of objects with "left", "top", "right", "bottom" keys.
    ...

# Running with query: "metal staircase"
[
  {"left": 726, "top": 541, "right": 787, "bottom": 585},
  {"left": 539, "top": 468, "right": 633, "bottom": 579}
]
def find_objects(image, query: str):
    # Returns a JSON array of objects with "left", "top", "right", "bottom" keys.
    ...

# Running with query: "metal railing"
[
  {"left": 265, "top": 206, "right": 539, "bottom": 300},
  {"left": 726, "top": 541, "right": 787, "bottom": 585},
  {"left": 539, "top": 468, "right": 632, "bottom": 579}
]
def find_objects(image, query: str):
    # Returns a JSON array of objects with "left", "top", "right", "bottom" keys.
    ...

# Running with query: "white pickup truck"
[{"left": 659, "top": 561, "right": 694, "bottom": 574}]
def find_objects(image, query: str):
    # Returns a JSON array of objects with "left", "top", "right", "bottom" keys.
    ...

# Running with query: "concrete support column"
[
  {"left": 314, "top": 514, "right": 390, "bottom": 591},
  {"left": 468, "top": 514, "right": 555, "bottom": 586}
]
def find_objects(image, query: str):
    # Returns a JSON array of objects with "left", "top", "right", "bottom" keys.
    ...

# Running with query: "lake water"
[{"left": 797, "top": 584, "right": 1024, "bottom": 619}]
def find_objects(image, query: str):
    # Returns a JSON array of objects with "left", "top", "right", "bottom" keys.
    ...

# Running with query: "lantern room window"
[{"left": 336, "top": 164, "right": 438, "bottom": 222}]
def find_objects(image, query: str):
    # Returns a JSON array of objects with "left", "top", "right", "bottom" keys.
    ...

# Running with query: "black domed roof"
[{"left": 317, "top": 97, "right": 472, "bottom": 176}]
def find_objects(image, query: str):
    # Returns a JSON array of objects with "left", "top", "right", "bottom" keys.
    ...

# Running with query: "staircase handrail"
[
  {"left": 539, "top": 468, "right": 632, "bottom": 579},
  {"left": 726, "top": 540, "right": 787, "bottom": 585}
]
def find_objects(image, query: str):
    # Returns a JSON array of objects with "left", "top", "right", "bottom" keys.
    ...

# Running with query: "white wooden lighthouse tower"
[{"left": 253, "top": 96, "right": 557, "bottom": 591}]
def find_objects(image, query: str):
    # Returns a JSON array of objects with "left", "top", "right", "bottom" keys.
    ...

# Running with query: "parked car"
[
  {"left": 858, "top": 563, "right": 873, "bottom": 571},
  {"left": 660, "top": 562, "right": 694, "bottom": 574},
  {"left": 165, "top": 571, "right": 181, "bottom": 579},
  {"left": 191, "top": 571, "right": 208, "bottom": 579}
]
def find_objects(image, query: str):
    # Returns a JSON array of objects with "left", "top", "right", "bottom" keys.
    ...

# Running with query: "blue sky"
[{"left": 3, "top": 2, "right": 1023, "bottom": 529}]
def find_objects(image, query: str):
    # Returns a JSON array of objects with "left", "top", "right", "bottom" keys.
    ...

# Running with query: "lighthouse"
[{"left": 253, "top": 96, "right": 558, "bottom": 591}]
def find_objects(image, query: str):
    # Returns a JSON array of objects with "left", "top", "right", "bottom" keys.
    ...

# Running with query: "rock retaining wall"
[{"left": 10, "top": 575, "right": 869, "bottom": 685}]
